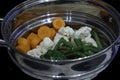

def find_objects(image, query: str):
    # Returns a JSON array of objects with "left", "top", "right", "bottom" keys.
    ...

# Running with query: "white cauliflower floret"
[
  {"left": 58, "top": 26, "right": 74, "bottom": 38},
  {"left": 36, "top": 46, "right": 48, "bottom": 54},
  {"left": 73, "top": 26, "right": 97, "bottom": 47},
  {"left": 40, "top": 37, "right": 54, "bottom": 50},
  {"left": 27, "top": 48, "right": 42, "bottom": 58},
  {"left": 27, "top": 37, "right": 55, "bottom": 58},
  {"left": 34, "top": 37, "right": 55, "bottom": 54},
  {"left": 83, "top": 37, "right": 97, "bottom": 47},
  {"left": 73, "top": 26, "right": 92, "bottom": 39},
  {"left": 53, "top": 33, "right": 69, "bottom": 44}
]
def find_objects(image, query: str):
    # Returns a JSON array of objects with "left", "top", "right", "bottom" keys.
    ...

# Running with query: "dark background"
[{"left": 0, "top": 0, "right": 120, "bottom": 80}]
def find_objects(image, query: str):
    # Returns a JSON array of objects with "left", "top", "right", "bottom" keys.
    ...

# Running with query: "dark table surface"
[{"left": 0, "top": 0, "right": 120, "bottom": 80}]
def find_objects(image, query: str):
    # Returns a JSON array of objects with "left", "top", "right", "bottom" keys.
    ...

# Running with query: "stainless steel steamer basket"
[{"left": 0, "top": 0, "right": 120, "bottom": 80}]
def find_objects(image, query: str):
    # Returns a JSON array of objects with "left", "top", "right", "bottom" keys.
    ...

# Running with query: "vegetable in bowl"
[{"left": 16, "top": 17, "right": 103, "bottom": 60}]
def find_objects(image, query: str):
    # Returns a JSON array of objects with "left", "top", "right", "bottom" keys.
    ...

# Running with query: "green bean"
[
  {"left": 51, "top": 50, "right": 66, "bottom": 60},
  {"left": 84, "top": 51, "right": 94, "bottom": 56},
  {"left": 62, "top": 39, "right": 73, "bottom": 48},
  {"left": 53, "top": 38, "right": 64, "bottom": 50},
  {"left": 84, "top": 45, "right": 100, "bottom": 52},
  {"left": 93, "top": 32, "right": 103, "bottom": 50},
  {"left": 54, "top": 38, "right": 73, "bottom": 50},
  {"left": 74, "top": 38, "right": 82, "bottom": 47}
]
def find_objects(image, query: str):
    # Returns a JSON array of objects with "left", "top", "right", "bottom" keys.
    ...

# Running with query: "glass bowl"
[{"left": 0, "top": 0, "right": 120, "bottom": 80}]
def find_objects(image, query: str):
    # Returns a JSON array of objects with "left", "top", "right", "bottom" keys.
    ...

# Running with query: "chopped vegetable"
[
  {"left": 27, "top": 32, "right": 41, "bottom": 49},
  {"left": 17, "top": 37, "right": 30, "bottom": 46},
  {"left": 37, "top": 26, "right": 52, "bottom": 40},
  {"left": 52, "top": 17, "right": 65, "bottom": 30},
  {"left": 41, "top": 50, "right": 66, "bottom": 60},
  {"left": 16, "top": 44, "right": 30, "bottom": 53},
  {"left": 50, "top": 28, "right": 57, "bottom": 39},
  {"left": 40, "top": 37, "right": 54, "bottom": 51},
  {"left": 58, "top": 26, "right": 74, "bottom": 38},
  {"left": 93, "top": 32, "right": 103, "bottom": 50},
  {"left": 16, "top": 37, "right": 30, "bottom": 53}
]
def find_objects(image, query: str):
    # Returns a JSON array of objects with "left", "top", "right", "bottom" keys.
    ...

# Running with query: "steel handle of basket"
[
  {"left": 117, "top": 13, "right": 120, "bottom": 47},
  {"left": 0, "top": 18, "right": 9, "bottom": 48}
]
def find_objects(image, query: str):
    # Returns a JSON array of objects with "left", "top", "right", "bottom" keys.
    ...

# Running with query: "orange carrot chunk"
[
  {"left": 37, "top": 26, "right": 52, "bottom": 40},
  {"left": 16, "top": 45, "right": 30, "bottom": 54},
  {"left": 17, "top": 37, "right": 29, "bottom": 46},
  {"left": 27, "top": 32, "right": 41, "bottom": 49},
  {"left": 50, "top": 28, "right": 57, "bottom": 40},
  {"left": 52, "top": 17, "right": 65, "bottom": 30},
  {"left": 16, "top": 37, "right": 30, "bottom": 53}
]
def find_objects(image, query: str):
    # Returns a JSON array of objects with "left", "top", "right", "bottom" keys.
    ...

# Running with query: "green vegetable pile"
[{"left": 41, "top": 32, "right": 103, "bottom": 60}]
